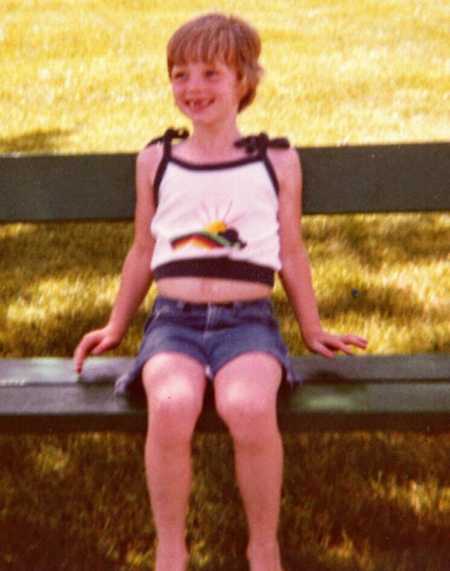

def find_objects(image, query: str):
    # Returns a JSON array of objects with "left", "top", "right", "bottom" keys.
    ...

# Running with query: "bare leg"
[
  {"left": 143, "top": 353, "right": 207, "bottom": 571},
  {"left": 215, "top": 353, "right": 284, "bottom": 571}
]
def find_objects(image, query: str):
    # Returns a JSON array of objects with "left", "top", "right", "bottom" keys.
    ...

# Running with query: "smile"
[{"left": 186, "top": 98, "right": 214, "bottom": 111}]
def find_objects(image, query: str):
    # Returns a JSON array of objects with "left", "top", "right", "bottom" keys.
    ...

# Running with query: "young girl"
[{"left": 74, "top": 12, "right": 367, "bottom": 571}]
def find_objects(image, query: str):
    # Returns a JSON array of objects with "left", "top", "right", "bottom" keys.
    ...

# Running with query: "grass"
[
  {"left": 0, "top": 0, "right": 449, "bottom": 569},
  {"left": 1, "top": 0, "right": 449, "bottom": 151},
  {"left": 1, "top": 431, "right": 450, "bottom": 570}
]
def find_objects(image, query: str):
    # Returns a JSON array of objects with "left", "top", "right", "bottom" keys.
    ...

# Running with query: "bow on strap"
[
  {"left": 147, "top": 127, "right": 189, "bottom": 146},
  {"left": 234, "top": 133, "right": 290, "bottom": 155}
]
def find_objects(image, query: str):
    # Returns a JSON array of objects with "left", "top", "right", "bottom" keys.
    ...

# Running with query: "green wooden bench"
[{"left": 1, "top": 142, "right": 449, "bottom": 434}]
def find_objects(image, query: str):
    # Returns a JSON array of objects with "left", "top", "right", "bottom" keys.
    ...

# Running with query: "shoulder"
[
  {"left": 136, "top": 142, "right": 165, "bottom": 187},
  {"left": 137, "top": 141, "right": 164, "bottom": 172},
  {"left": 267, "top": 146, "right": 302, "bottom": 191},
  {"left": 136, "top": 127, "right": 189, "bottom": 184}
]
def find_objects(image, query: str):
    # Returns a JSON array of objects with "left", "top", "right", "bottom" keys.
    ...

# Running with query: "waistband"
[{"left": 155, "top": 296, "right": 272, "bottom": 313}]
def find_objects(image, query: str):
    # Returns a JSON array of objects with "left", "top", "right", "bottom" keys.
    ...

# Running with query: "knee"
[
  {"left": 216, "top": 388, "right": 278, "bottom": 446},
  {"left": 144, "top": 377, "right": 204, "bottom": 444}
]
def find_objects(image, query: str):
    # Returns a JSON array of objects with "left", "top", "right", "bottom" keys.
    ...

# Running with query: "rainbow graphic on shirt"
[{"left": 170, "top": 220, "right": 246, "bottom": 251}]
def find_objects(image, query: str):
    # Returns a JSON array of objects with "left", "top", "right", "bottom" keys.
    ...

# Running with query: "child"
[{"left": 74, "top": 12, "right": 367, "bottom": 571}]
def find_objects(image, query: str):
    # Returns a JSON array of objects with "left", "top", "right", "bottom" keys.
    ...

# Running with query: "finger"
[
  {"left": 356, "top": 336, "right": 368, "bottom": 348},
  {"left": 319, "top": 336, "right": 350, "bottom": 352},
  {"left": 330, "top": 341, "right": 354, "bottom": 355},
  {"left": 74, "top": 343, "right": 92, "bottom": 373},
  {"left": 342, "top": 335, "right": 368, "bottom": 349},
  {"left": 73, "top": 334, "right": 99, "bottom": 372},
  {"left": 92, "top": 338, "right": 112, "bottom": 356},
  {"left": 73, "top": 345, "right": 86, "bottom": 373},
  {"left": 322, "top": 337, "right": 355, "bottom": 356},
  {"left": 313, "top": 342, "right": 336, "bottom": 359},
  {"left": 342, "top": 346, "right": 355, "bottom": 356}
]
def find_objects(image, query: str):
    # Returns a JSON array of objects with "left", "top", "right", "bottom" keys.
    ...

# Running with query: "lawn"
[{"left": 0, "top": 1, "right": 449, "bottom": 569}]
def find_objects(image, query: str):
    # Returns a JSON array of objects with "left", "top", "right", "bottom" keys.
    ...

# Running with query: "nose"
[{"left": 185, "top": 70, "right": 205, "bottom": 91}]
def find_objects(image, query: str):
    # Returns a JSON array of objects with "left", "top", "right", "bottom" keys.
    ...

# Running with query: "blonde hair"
[{"left": 167, "top": 13, "right": 263, "bottom": 113}]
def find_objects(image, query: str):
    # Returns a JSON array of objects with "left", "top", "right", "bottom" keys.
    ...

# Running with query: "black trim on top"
[
  {"left": 153, "top": 153, "right": 169, "bottom": 207},
  {"left": 234, "top": 132, "right": 290, "bottom": 196},
  {"left": 147, "top": 129, "right": 189, "bottom": 206},
  {"left": 262, "top": 155, "right": 280, "bottom": 194},
  {"left": 169, "top": 154, "right": 263, "bottom": 171},
  {"left": 146, "top": 128, "right": 189, "bottom": 147},
  {"left": 153, "top": 257, "right": 275, "bottom": 287},
  {"left": 234, "top": 133, "right": 290, "bottom": 155},
  {"left": 147, "top": 128, "right": 290, "bottom": 203}
]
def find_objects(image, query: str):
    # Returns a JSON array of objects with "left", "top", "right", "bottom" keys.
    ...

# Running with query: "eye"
[
  {"left": 204, "top": 68, "right": 219, "bottom": 79},
  {"left": 172, "top": 69, "right": 187, "bottom": 81}
]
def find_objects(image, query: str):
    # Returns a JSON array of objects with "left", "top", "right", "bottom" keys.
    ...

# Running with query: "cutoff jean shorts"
[{"left": 114, "top": 296, "right": 298, "bottom": 396}]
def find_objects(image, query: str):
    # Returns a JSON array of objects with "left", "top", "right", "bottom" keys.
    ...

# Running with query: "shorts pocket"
[{"left": 143, "top": 301, "right": 170, "bottom": 332}]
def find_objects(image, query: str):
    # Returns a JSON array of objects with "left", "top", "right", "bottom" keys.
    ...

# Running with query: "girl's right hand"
[{"left": 73, "top": 325, "right": 123, "bottom": 374}]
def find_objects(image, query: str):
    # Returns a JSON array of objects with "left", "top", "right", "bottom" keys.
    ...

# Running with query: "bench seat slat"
[
  {"left": 0, "top": 383, "right": 449, "bottom": 434},
  {"left": 1, "top": 356, "right": 448, "bottom": 434},
  {"left": 0, "top": 354, "right": 448, "bottom": 386}
]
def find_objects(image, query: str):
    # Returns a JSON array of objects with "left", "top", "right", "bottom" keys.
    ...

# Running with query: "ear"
[{"left": 237, "top": 74, "right": 249, "bottom": 100}]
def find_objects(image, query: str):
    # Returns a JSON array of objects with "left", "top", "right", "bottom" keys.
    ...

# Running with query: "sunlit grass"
[
  {"left": 1, "top": 1, "right": 449, "bottom": 570},
  {"left": 1, "top": 0, "right": 449, "bottom": 153}
]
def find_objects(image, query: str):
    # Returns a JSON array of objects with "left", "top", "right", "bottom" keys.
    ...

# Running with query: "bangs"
[{"left": 167, "top": 17, "right": 241, "bottom": 72}]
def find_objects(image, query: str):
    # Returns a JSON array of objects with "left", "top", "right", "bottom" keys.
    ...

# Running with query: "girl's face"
[{"left": 170, "top": 60, "right": 243, "bottom": 126}]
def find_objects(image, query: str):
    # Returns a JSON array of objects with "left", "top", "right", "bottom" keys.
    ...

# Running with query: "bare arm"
[
  {"left": 275, "top": 148, "right": 367, "bottom": 357},
  {"left": 73, "top": 145, "right": 160, "bottom": 372},
  {"left": 106, "top": 148, "right": 157, "bottom": 336}
]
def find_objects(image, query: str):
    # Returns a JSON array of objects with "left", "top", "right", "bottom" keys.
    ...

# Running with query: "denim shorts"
[{"left": 114, "top": 296, "right": 297, "bottom": 396}]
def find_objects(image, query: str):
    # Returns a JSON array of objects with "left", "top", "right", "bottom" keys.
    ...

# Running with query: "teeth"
[{"left": 188, "top": 99, "right": 213, "bottom": 110}]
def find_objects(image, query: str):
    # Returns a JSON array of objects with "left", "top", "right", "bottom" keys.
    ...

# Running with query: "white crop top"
[{"left": 148, "top": 129, "right": 290, "bottom": 287}]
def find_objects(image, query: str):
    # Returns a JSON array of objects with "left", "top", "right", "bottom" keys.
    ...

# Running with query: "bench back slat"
[{"left": 1, "top": 142, "right": 449, "bottom": 222}]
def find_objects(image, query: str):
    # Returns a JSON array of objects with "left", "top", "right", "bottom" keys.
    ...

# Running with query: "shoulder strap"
[
  {"left": 146, "top": 127, "right": 189, "bottom": 157},
  {"left": 234, "top": 132, "right": 290, "bottom": 156},
  {"left": 146, "top": 129, "right": 189, "bottom": 207},
  {"left": 146, "top": 128, "right": 188, "bottom": 206},
  {"left": 235, "top": 133, "right": 290, "bottom": 195}
]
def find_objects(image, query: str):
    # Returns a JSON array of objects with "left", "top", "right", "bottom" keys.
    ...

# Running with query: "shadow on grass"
[
  {"left": 0, "top": 128, "right": 73, "bottom": 154},
  {"left": 2, "top": 214, "right": 448, "bottom": 357},
  {"left": 0, "top": 517, "right": 118, "bottom": 571},
  {"left": 281, "top": 432, "right": 450, "bottom": 571},
  {"left": 338, "top": 215, "right": 450, "bottom": 268},
  {"left": 0, "top": 222, "right": 135, "bottom": 356},
  {"left": 1, "top": 430, "right": 449, "bottom": 570},
  {"left": 303, "top": 213, "right": 449, "bottom": 269},
  {"left": 0, "top": 433, "right": 151, "bottom": 570}
]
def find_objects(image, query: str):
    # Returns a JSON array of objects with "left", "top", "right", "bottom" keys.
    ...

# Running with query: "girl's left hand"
[{"left": 303, "top": 330, "right": 368, "bottom": 358}]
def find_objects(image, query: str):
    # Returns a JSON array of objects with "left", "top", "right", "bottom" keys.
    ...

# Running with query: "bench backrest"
[{"left": 1, "top": 143, "right": 449, "bottom": 222}]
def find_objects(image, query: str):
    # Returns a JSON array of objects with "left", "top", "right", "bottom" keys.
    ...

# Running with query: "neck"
[{"left": 190, "top": 120, "right": 241, "bottom": 156}]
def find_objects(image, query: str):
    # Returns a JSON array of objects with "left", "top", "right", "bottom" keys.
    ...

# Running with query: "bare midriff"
[{"left": 156, "top": 277, "right": 272, "bottom": 304}]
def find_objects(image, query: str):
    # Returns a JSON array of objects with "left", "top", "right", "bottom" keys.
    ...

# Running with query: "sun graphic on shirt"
[{"left": 170, "top": 219, "right": 247, "bottom": 251}]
